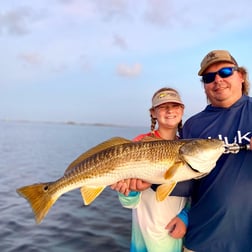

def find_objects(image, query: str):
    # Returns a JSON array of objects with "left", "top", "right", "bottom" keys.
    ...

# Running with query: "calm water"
[{"left": 0, "top": 120, "right": 148, "bottom": 252}]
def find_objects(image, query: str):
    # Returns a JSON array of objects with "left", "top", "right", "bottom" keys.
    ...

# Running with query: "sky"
[{"left": 1, "top": 0, "right": 252, "bottom": 127}]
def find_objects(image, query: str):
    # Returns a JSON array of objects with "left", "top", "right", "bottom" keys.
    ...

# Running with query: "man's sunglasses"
[{"left": 202, "top": 67, "right": 238, "bottom": 84}]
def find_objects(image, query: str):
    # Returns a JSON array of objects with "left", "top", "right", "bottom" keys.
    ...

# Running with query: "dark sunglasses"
[{"left": 202, "top": 67, "right": 238, "bottom": 84}]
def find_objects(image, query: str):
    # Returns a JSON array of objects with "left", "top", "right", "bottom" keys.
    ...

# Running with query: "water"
[{"left": 0, "top": 120, "right": 148, "bottom": 252}]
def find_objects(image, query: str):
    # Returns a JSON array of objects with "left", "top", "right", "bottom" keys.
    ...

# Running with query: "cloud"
[
  {"left": 144, "top": 0, "right": 173, "bottom": 26},
  {"left": 58, "top": 0, "right": 74, "bottom": 3},
  {"left": 94, "top": 0, "right": 130, "bottom": 21},
  {"left": 57, "top": 0, "right": 96, "bottom": 19},
  {"left": 18, "top": 52, "right": 43, "bottom": 65},
  {"left": 113, "top": 34, "right": 128, "bottom": 50},
  {"left": 0, "top": 7, "right": 33, "bottom": 35},
  {"left": 116, "top": 63, "right": 142, "bottom": 77},
  {"left": 57, "top": 0, "right": 130, "bottom": 22}
]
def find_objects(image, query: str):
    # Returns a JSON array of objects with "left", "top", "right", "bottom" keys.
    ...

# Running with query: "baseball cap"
[
  {"left": 152, "top": 90, "right": 184, "bottom": 108},
  {"left": 198, "top": 50, "right": 238, "bottom": 76}
]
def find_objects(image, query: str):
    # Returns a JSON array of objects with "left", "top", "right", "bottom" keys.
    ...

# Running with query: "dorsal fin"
[
  {"left": 140, "top": 136, "right": 162, "bottom": 142},
  {"left": 64, "top": 137, "right": 131, "bottom": 174}
]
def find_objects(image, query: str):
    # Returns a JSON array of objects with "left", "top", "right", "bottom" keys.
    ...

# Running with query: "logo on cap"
[
  {"left": 158, "top": 92, "right": 177, "bottom": 99},
  {"left": 206, "top": 52, "right": 216, "bottom": 62}
]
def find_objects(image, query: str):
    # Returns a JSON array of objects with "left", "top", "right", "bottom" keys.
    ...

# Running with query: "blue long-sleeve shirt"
[{"left": 182, "top": 95, "right": 252, "bottom": 252}]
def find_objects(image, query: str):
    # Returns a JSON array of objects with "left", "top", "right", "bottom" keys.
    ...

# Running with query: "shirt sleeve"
[
  {"left": 118, "top": 191, "right": 141, "bottom": 209},
  {"left": 177, "top": 199, "right": 191, "bottom": 227}
]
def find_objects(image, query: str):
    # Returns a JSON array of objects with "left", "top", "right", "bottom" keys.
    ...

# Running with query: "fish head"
[{"left": 179, "top": 139, "right": 225, "bottom": 174}]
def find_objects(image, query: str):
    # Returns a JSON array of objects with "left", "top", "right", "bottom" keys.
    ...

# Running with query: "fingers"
[
  {"left": 165, "top": 218, "right": 176, "bottom": 230},
  {"left": 165, "top": 216, "right": 187, "bottom": 239},
  {"left": 129, "top": 179, "right": 151, "bottom": 191},
  {"left": 110, "top": 179, "right": 152, "bottom": 195},
  {"left": 110, "top": 180, "right": 130, "bottom": 196},
  {"left": 169, "top": 225, "right": 186, "bottom": 239},
  {"left": 128, "top": 179, "right": 137, "bottom": 191},
  {"left": 136, "top": 180, "right": 151, "bottom": 190}
]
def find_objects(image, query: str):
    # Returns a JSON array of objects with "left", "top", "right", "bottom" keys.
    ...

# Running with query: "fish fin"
[
  {"left": 65, "top": 137, "right": 131, "bottom": 173},
  {"left": 156, "top": 182, "right": 177, "bottom": 201},
  {"left": 140, "top": 136, "right": 161, "bottom": 142},
  {"left": 80, "top": 186, "right": 106, "bottom": 205},
  {"left": 164, "top": 161, "right": 185, "bottom": 180},
  {"left": 16, "top": 182, "right": 58, "bottom": 224}
]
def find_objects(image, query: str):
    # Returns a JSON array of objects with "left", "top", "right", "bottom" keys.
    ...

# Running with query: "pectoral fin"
[
  {"left": 80, "top": 186, "right": 106, "bottom": 205},
  {"left": 164, "top": 161, "right": 185, "bottom": 180},
  {"left": 156, "top": 182, "right": 177, "bottom": 201}
]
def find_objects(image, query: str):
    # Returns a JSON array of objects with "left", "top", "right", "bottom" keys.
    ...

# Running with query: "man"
[{"left": 182, "top": 50, "right": 252, "bottom": 252}]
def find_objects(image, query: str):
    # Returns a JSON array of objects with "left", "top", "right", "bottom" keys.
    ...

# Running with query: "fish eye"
[{"left": 43, "top": 185, "right": 49, "bottom": 191}]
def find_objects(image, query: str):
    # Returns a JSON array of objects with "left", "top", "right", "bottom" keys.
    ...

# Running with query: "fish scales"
[{"left": 63, "top": 140, "right": 179, "bottom": 182}]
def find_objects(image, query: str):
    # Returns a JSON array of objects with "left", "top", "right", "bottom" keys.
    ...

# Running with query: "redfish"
[{"left": 17, "top": 137, "right": 225, "bottom": 224}]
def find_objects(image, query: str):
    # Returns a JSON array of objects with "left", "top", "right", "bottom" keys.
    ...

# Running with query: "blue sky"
[{"left": 1, "top": 0, "right": 252, "bottom": 127}]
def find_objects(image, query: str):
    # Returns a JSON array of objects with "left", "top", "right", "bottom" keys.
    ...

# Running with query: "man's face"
[{"left": 202, "top": 62, "right": 244, "bottom": 107}]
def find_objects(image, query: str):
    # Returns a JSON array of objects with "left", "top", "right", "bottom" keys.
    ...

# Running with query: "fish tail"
[{"left": 16, "top": 182, "right": 59, "bottom": 224}]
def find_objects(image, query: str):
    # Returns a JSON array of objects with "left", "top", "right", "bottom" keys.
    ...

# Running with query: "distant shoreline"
[{"left": 0, "top": 118, "right": 145, "bottom": 128}]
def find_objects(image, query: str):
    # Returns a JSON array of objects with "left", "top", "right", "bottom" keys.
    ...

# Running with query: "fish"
[{"left": 16, "top": 137, "right": 225, "bottom": 224}]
